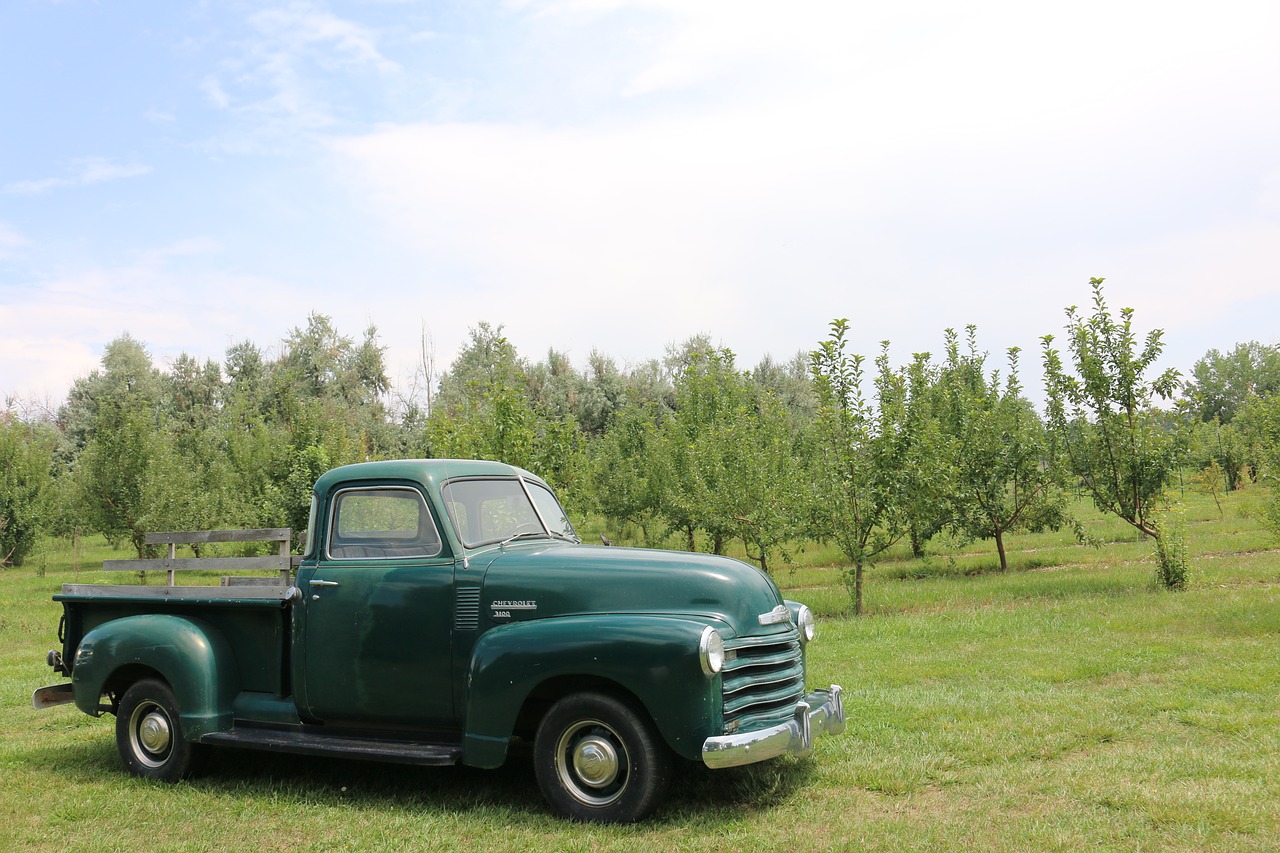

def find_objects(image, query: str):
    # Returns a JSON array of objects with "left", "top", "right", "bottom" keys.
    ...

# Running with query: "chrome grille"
[{"left": 720, "top": 628, "right": 805, "bottom": 732}]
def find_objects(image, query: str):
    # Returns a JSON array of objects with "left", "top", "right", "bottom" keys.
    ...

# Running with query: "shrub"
[{"left": 1153, "top": 506, "right": 1190, "bottom": 590}]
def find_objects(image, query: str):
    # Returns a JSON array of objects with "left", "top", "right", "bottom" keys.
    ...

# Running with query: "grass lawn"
[{"left": 1, "top": 489, "right": 1277, "bottom": 851}]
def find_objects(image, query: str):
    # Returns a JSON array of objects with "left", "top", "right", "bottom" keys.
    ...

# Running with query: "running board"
[{"left": 202, "top": 726, "right": 463, "bottom": 766}]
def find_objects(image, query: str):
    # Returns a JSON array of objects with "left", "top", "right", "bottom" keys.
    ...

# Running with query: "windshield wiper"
[
  {"left": 547, "top": 530, "right": 580, "bottom": 544},
  {"left": 498, "top": 530, "right": 547, "bottom": 548}
]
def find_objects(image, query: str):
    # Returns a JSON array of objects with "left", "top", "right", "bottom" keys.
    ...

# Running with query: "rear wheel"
[
  {"left": 533, "top": 692, "right": 672, "bottom": 823},
  {"left": 115, "top": 678, "right": 209, "bottom": 782}
]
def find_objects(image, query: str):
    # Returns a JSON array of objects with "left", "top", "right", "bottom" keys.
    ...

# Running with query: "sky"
[{"left": 2, "top": 0, "right": 1279, "bottom": 411}]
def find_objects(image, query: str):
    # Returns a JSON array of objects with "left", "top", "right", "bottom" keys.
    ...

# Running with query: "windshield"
[
  {"left": 527, "top": 481, "right": 577, "bottom": 540},
  {"left": 442, "top": 477, "right": 573, "bottom": 548}
]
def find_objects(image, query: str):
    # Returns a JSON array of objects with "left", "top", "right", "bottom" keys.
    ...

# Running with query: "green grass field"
[{"left": 2, "top": 489, "right": 1277, "bottom": 851}]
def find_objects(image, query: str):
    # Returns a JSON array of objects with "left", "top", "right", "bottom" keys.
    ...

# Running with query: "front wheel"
[
  {"left": 533, "top": 692, "right": 672, "bottom": 823},
  {"left": 115, "top": 678, "right": 209, "bottom": 782}
]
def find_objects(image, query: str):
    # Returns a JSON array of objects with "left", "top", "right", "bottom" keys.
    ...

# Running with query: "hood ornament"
[{"left": 758, "top": 604, "right": 792, "bottom": 626}]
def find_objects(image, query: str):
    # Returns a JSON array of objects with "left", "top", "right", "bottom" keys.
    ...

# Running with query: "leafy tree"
[
  {"left": 1237, "top": 394, "right": 1280, "bottom": 537},
  {"left": 1189, "top": 461, "right": 1227, "bottom": 518},
  {"left": 72, "top": 336, "right": 166, "bottom": 555},
  {"left": 809, "top": 320, "right": 907, "bottom": 614},
  {"left": 531, "top": 414, "right": 589, "bottom": 511},
  {"left": 527, "top": 349, "right": 583, "bottom": 423},
  {"left": 621, "top": 357, "right": 676, "bottom": 413},
  {"left": 1184, "top": 341, "right": 1280, "bottom": 423},
  {"left": 1187, "top": 417, "right": 1249, "bottom": 492},
  {"left": 573, "top": 350, "right": 627, "bottom": 436},
  {"left": 137, "top": 428, "right": 249, "bottom": 549},
  {"left": 276, "top": 313, "right": 389, "bottom": 406},
  {"left": 1041, "top": 279, "right": 1183, "bottom": 587},
  {"left": 434, "top": 322, "right": 526, "bottom": 416},
  {"left": 751, "top": 351, "right": 818, "bottom": 425},
  {"left": 0, "top": 413, "right": 58, "bottom": 565},
  {"left": 163, "top": 353, "right": 223, "bottom": 462},
  {"left": 224, "top": 340, "right": 271, "bottom": 417},
  {"left": 656, "top": 346, "right": 807, "bottom": 569},
  {"left": 269, "top": 314, "right": 398, "bottom": 459},
  {"left": 941, "top": 327, "right": 1072, "bottom": 571},
  {"left": 716, "top": 388, "right": 809, "bottom": 572},
  {"left": 427, "top": 324, "right": 543, "bottom": 474},
  {"left": 588, "top": 401, "right": 664, "bottom": 543},
  {"left": 76, "top": 389, "right": 159, "bottom": 555},
  {"left": 897, "top": 352, "right": 952, "bottom": 558},
  {"left": 654, "top": 346, "right": 743, "bottom": 553},
  {"left": 59, "top": 333, "right": 161, "bottom": 451},
  {"left": 1041, "top": 279, "right": 1181, "bottom": 539}
]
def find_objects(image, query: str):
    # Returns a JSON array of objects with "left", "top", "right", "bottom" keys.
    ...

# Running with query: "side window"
[{"left": 327, "top": 488, "right": 442, "bottom": 560}]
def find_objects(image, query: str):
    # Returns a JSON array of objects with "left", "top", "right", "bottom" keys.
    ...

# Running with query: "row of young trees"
[{"left": 3, "top": 281, "right": 1280, "bottom": 613}]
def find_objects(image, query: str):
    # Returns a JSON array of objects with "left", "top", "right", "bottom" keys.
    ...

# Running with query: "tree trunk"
[
  {"left": 854, "top": 562, "right": 864, "bottom": 616},
  {"left": 712, "top": 532, "right": 724, "bottom": 555},
  {"left": 994, "top": 528, "right": 1008, "bottom": 572},
  {"left": 910, "top": 524, "right": 925, "bottom": 559},
  {"left": 686, "top": 524, "right": 696, "bottom": 552}
]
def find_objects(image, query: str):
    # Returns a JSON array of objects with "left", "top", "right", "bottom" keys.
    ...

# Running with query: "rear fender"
[
  {"left": 462, "top": 615, "right": 721, "bottom": 767},
  {"left": 70, "top": 614, "right": 239, "bottom": 739}
]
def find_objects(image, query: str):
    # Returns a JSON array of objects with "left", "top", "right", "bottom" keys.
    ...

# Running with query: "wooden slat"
[
  {"left": 59, "top": 584, "right": 291, "bottom": 601},
  {"left": 99, "top": 529, "right": 296, "bottom": 588},
  {"left": 145, "top": 529, "right": 291, "bottom": 545},
  {"left": 103, "top": 556, "right": 292, "bottom": 573},
  {"left": 221, "top": 576, "right": 288, "bottom": 587}
]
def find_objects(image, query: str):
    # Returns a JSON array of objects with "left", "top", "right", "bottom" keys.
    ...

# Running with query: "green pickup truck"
[{"left": 34, "top": 459, "right": 844, "bottom": 822}]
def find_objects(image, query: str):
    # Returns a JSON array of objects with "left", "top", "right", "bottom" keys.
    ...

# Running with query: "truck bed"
[{"left": 56, "top": 583, "right": 296, "bottom": 697}]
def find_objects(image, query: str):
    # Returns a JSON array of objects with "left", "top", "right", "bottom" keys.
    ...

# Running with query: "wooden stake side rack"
[{"left": 102, "top": 529, "right": 298, "bottom": 587}]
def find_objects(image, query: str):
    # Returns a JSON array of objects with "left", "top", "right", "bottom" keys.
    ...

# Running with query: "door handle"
[{"left": 310, "top": 580, "right": 340, "bottom": 587}]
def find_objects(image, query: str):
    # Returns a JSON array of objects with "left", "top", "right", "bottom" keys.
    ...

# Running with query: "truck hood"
[{"left": 475, "top": 543, "right": 786, "bottom": 639}]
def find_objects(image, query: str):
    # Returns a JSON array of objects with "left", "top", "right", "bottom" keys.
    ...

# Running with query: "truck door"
[{"left": 297, "top": 485, "right": 456, "bottom": 730}]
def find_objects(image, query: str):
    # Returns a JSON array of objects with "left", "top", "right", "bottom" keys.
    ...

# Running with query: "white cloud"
[
  {"left": 197, "top": 2, "right": 404, "bottom": 150},
  {"left": 321, "top": 0, "right": 1280, "bottom": 380},
  {"left": 7, "top": 0, "right": 1280, "bottom": 406},
  {"left": 0, "top": 222, "right": 28, "bottom": 259},
  {"left": 249, "top": 2, "right": 399, "bottom": 74},
  {"left": 201, "top": 75, "right": 232, "bottom": 109},
  {"left": 0, "top": 254, "right": 307, "bottom": 403},
  {"left": 4, "top": 157, "right": 152, "bottom": 195}
]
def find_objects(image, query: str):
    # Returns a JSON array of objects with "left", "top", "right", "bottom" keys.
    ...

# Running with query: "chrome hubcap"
[
  {"left": 139, "top": 711, "right": 171, "bottom": 755},
  {"left": 555, "top": 719, "right": 629, "bottom": 806},
  {"left": 572, "top": 736, "right": 620, "bottom": 788},
  {"left": 130, "top": 702, "right": 173, "bottom": 767}
]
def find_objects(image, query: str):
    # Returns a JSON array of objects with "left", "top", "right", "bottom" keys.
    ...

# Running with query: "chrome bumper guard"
[
  {"left": 701, "top": 684, "right": 845, "bottom": 769},
  {"left": 32, "top": 682, "right": 75, "bottom": 710}
]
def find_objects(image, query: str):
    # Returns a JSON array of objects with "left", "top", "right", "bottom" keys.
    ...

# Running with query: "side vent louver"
[{"left": 454, "top": 587, "right": 481, "bottom": 630}]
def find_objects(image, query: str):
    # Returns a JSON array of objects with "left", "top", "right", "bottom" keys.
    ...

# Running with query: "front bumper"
[{"left": 701, "top": 684, "right": 844, "bottom": 769}]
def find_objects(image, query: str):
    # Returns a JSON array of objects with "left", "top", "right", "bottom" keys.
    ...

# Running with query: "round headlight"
[
  {"left": 797, "top": 605, "right": 816, "bottom": 643},
  {"left": 699, "top": 626, "right": 725, "bottom": 675}
]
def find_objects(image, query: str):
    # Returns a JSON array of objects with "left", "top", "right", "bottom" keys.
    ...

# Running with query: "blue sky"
[{"left": 2, "top": 0, "right": 1279, "bottom": 409}]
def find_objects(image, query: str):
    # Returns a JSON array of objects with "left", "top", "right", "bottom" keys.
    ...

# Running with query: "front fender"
[
  {"left": 70, "top": 614, "right": 239, "bottom": 739},
  {"left": 462, "top": 615, "right": 722, "bottom": 767}
]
